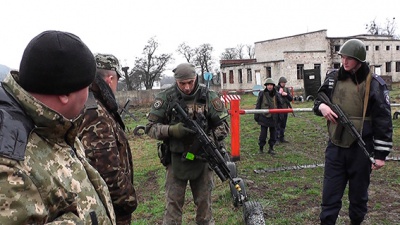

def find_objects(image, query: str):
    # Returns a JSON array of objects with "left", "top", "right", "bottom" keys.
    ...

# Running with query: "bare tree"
[
  {"left": 366, "top": 18, "right": 380, "bottom": 35},
  {"left": 246, "top": 44, "right": 255, "bottom": 59},
  {"left": 220, "top": 48, "right": 238, "bottom": 59},
  {"left": 236, "top": 44, "right": 245, "bottom": 59},
  {"left": 176, "top": 42, "right": 195, "bottom": 63},
  {"left": 220, "top": 44, "right": 254, "bottom": 59},
  {"left": 366, "top": 17, "right": 397, "bottom": 37},
  {"left": 121, "top": 66, "right": 133, "bottom": 90},
  {"left": 130, "top": 37, "right": 173, "bottom": 90},
  {"left": 193, "top": 44, "right": 213, "bottom": 84},
  {"left": 383, "top": 17, "right": 397, "bottom": 36}
]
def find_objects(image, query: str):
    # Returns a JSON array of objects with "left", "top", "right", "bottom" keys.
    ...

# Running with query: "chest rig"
[
  {"left": 164, "top": 85, "right": 211, "bottom": 180},
  {"left": 166, "top": 85, "right": 209, "bottom": 131}
]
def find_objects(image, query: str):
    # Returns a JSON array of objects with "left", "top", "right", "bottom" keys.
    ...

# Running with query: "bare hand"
[
  {"left": 372, "top": 159, "right": 385, "bottom": 170},
  {"left": 319, "top": 103, "right": 338, "bottom": 123}
]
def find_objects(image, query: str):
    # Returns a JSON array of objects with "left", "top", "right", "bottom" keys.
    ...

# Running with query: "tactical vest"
[
  {"left": 165, "top": 85, "right": 208, "bottom": 154},
  {"left": 328, "top": 77, "right": 369, "bottom": 148},
  {"left": 165, "top": 84, "right": 210, "bottom": 180},
  {"left": 261, "top": 91, "right": 276, "bottom": 118}
]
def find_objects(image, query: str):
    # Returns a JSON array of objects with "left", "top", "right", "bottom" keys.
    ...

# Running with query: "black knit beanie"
[{"left": 19, "top": 30, "right": 96, "bottom": 95}]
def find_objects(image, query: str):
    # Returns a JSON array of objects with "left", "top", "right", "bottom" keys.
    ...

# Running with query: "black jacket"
[{"left": 313, "top": 63, "right": 392, "bottom": 160}]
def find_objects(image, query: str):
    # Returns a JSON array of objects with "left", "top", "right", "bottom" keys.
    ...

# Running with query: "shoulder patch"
[
  {"left": 153, "top": 98, "right": 164, "bottom": 110},
  {"left": 384, "top": 90, "right": 390, "bottom": 105},
  {"left": 211, "top": 97, "right": 224, "bottom": 112}
]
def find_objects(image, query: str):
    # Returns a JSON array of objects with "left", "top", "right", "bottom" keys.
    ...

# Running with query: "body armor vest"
[
  {"left": 328, "top": 78, "right": 368, "bottom": 147},
  {"left": 261, "top": 92, "right": 276, "bottom": 118}
]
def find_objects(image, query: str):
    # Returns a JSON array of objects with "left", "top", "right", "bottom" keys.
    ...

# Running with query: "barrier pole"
[{"left": 230, "top": 99, "right": 240, "bottom": 161}]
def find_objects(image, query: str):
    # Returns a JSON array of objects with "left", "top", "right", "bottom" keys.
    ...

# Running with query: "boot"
[
  {"left": 350, "top": 220, "right": 362, "bottom": 225},
  {"left": 259, "top": 146, "right": 264, "bottom": 154},
  {"left": 268, "top": 145, "right": 276, "bottom": 155},
  {"left": 280, "top": 138, "right": 289, "bottom": 143}
]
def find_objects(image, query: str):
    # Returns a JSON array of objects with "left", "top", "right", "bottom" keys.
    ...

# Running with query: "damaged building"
[{"left": 220, "top": 29, "right": 400, "bottom": 97}]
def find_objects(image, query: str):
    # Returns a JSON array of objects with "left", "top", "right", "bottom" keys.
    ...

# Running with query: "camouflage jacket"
[
  {"left": 78, "top": 77, "right": 137, "bottom": 222},
  {"left": 0, "top": 73, "right": 116, "bottom": 225}
]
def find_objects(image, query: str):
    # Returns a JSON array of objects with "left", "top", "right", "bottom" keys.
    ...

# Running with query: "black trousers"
[
  {"left": 276, "top": 113, "right": 288, "bottom": 140},
  {"left": 258, "top": 125, "right": 276, "bottom": 148},
  {"left": 320, "top": 140, "right": 372, "bottom": 225}
]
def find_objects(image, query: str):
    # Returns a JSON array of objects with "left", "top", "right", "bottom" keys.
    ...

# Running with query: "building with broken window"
[{"left": 220, "top": 29, "right": 400, "bottom": 97}]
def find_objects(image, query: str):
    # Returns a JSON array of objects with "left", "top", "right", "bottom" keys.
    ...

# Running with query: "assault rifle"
[
  {"left": 318, "top": 92, "right": 376, "bottom": 166},
  {"left": 170, "top": 101, "right": 233, "bottom": 182},
  {"left": 287, "top": 100, "right": 295, "bottom": 117},
  {"left": 119, "top": 98, "right": 137, "bottom": 121}
]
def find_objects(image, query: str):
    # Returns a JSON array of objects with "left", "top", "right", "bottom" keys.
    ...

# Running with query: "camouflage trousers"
[{"left": 163, "top": 165, "right": 215, "bottom": 225}]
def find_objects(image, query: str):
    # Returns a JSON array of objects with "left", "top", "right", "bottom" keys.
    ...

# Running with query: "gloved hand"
[{"left": 168, "top": 122, "right": 195, "bottom": 139}]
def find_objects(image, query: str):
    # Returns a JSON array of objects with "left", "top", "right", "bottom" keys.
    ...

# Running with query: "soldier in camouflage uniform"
[
  {"left": 78, "top": 53, "right": 138, "bottom": 225},
  {"left": 0, "top": 31, "right": 116, "bottom": 224},
  {"left": 145, "top": 63, "right": 229, "bottom": 225}
]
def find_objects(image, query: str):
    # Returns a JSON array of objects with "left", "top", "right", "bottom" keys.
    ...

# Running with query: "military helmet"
[
  {"left": 338, "top": 39, "right": 366, "bottom": 62},
  {"left": 279, "top": 76, "right": 287, "bottom": 83},
  {"left": 94, "top": 53, "right": 124, "bottom": 78},
  {"left": 264, "top": 78, "right": 275, "bottom": 86}
]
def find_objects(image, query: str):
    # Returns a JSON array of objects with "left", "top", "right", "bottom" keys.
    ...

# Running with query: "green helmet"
[
  {"left": 279, "top": 76, "right": 287, "bottom": 83},
  {"left": 264, "top": 78, "right": 275, "bottom": 86},
  {"left": 338, "top": 39, "right": 366, "bottom": 62}
]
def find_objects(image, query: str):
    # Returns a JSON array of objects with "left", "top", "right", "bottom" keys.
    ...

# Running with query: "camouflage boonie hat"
[{"left": 95, "top": 53, "right": 123, "bottom": 78}]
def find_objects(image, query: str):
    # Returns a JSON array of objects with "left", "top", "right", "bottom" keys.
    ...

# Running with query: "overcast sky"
[{"left": 1, "top": 0, "right": 398, "bottom": 75}]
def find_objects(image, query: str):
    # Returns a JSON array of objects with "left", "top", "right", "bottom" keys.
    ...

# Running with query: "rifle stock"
[
  {"left": 318, "top": 92, "right": 376, "bottom": 165},
  {"left": 171, "top": 101, "right": 232, "bottom": 182}
]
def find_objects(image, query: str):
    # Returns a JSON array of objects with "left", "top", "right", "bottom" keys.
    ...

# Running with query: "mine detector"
[{"left": 171, "top": 101, "right": 266, "bottom": 225}]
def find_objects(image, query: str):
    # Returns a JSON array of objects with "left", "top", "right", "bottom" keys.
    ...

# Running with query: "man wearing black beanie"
[{"left": 0, "top": 30, "right": 116, "bottom": 224}]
